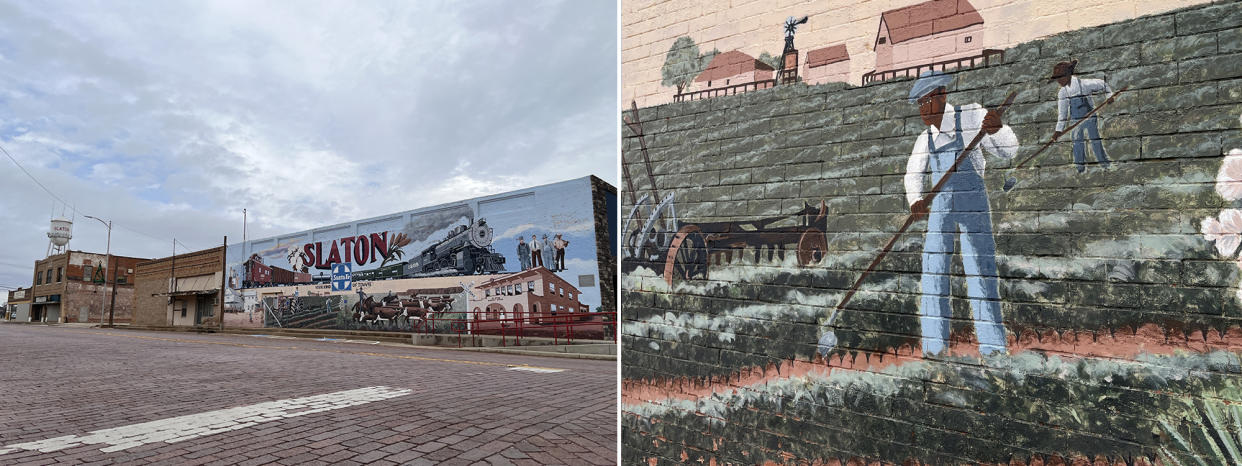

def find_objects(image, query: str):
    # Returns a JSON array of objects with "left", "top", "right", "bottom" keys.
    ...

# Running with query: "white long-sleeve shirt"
[
  {"left": 1056, "top": 76, "right": 1113, "bottom": 131},
  {"left": 904, "top": 103, "right": 1019, "bottom": 207}
]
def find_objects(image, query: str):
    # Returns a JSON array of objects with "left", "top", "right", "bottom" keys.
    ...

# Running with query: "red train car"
[{"left": 243, "top": 255, "right": 311, "bottom": 287}]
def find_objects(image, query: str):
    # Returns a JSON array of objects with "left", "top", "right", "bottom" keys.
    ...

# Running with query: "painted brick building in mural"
[
  {"left": 871, "top": 0, "right": 987, "bottom": 75},
  {"left": 802, "top": 44, "right": 850, "bottom": 86},
  {"left": 474, "top": 267, "right": 588, "bottom": 325},
  {"left": 224, "top": 175, "right": 616, "bottom": 331},
  {"left": 692, "top": 51, "right": 774, "bottom": 92},
  {"left": 622, "top": 0, "right": 1242, "bottom": 464},
  {"left": 26, "top": 251, "right": 145, "bottom": 323}
]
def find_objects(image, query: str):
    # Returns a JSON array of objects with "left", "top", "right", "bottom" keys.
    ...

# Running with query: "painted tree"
[
  {"left": 757, "top": 51, "right": 782, "bottom": 71},
  {"left": 661, "top": 36, "right": 715, "bottom": 94}
]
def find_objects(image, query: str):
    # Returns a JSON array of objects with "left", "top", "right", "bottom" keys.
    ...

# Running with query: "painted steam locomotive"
[{"left": 405, "top": 218, "right": 506, "bottom": 277}]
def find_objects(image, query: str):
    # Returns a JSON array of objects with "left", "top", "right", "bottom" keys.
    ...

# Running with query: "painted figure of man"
[
  {"left": 1050, "top": 60, "right": 1113, "bottom": 173},
  {"left": 541, "top": 234, "right": 555, "bottom": 271},
  {"left": 517, "top": 236, "right": 531, "bottom": 271},
  {"left": 530, "top": 234, "right": 544, "bottom": 268},
  {"left": 904, "top": 71, "right": 1018, "bottom": 356},
  {"left": 552, "top": 234, "right": 569, "bottom": 271}
]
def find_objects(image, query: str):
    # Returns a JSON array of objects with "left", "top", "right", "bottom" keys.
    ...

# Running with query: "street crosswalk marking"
[
  {"left": 508, "top": 366, "right": 565, "bottom": 373},
  {"left": 0, "top": 386, "right": 412, "bottom": 456}
]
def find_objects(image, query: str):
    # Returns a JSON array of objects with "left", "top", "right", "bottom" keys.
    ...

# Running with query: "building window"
[
  {"left": 485, "top": 288, "right": 491, "bottom": 297},
  {"left": 548, "top": 283, "right": 554, "bottom": 291},
  {"left": 527, "top": 281, "right": 535, "bottom": 292},
  {"left": 568, "top": 291, "right": 573, "bottom": 300},
  {"left": 45, "top": 270, "right": 52, "bottom": 284},
  {"left": 36, "top": 273, "right": 42, "bottom": 285},
  {"left": 84, "top": 265, "right": 94, "bottom": 281},
  {"left": 964, "top": 36, "right": 972, "bottom": 43},
  {"left": 56, "top": 267, "right": 62, "bottom": 282},
  {"left": 559, "top": 288, "right": 564, "bottom": 297},
  {"left": 515, "top": 285, "right": 522, "bottom": 295}
]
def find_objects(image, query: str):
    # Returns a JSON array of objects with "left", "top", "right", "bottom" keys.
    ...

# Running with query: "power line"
[
  {"left": 1, "top": 140, "right": 210, "bottom": 253},
  {"left": 0, "top": 142, "right": 72, "bottom": 208}
]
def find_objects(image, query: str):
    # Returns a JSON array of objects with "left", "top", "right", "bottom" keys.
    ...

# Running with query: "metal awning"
[{"left": 152, "top": 290, "right": 218, "bottom": 297}]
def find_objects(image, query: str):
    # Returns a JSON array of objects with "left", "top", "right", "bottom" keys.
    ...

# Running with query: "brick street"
[{"left": 0, "top": 325, "right": 617, "bottom": 465}]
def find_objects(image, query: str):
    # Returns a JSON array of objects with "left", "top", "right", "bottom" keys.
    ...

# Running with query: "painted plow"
[{"left": 622, "top": 101, "right": 829, "bottom": 286}]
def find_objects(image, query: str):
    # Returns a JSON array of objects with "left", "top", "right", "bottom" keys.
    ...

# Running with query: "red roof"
[
  {"left": 806, "top": 45, "right": 849, "bottom": 67},
  {"left": 877, "top": 0, "right": 984, "bottom": 45},
  {"left": 694, "top": 51, "right": 775, "bottom": 83}
]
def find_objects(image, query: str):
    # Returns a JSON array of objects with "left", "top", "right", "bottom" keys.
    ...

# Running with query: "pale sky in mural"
[{"left": 0, "top": 0, "right": 618, "bottom": 299}]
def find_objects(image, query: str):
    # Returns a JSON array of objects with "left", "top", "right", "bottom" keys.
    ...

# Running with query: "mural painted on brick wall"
[
  {"left": 223, "top": 177, "right": 605, "bottom": 331},
  {"left": 621, "top": 1, "right": 1242, "bottom": 464}
]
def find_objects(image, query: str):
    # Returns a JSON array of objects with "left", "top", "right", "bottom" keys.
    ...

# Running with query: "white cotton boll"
[
  {"left": 1202, "top": 215, "right": 1241, "bottom": 256},
  {"left": 1216, "top": 149, "right": 1242, "bottom": 201}
]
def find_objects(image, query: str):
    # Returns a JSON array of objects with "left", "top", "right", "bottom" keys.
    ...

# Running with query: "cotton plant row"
[
  {"left": 1200, "top": 114, "right": 1242, "bottom": 301},
  {"left": 623, "top": 350, "right": 1242, "bottom": 429}
]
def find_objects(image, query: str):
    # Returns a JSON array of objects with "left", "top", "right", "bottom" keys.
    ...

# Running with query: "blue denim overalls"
[
  {"left": 920, "top": 109, "right": 1007, "bottom": 356},
  {"left": 1068, "top": 90, "right": 1109, "bottom": 171}
]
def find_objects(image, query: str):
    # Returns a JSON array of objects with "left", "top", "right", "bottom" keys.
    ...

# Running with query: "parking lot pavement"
[{"left": 0, "top": 325, "right": 617, "bottom": 465}]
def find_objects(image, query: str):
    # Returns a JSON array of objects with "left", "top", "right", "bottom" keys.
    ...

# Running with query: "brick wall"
[
  {"left": 29, "top": 251, "right": 145, "bottom": 323},
  {"left": 134, "top": 247, "right": 225, "bottom": 327},
  {"left": 621, "top": 1, "right": 1242, "bottom": 463},
  {"left": 592, "top": 175, "right": 619, "bottom": 314}
]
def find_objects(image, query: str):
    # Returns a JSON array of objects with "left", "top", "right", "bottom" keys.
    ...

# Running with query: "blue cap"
[{"left": 908, "top": 70, "right": 954, "bottom": 104}]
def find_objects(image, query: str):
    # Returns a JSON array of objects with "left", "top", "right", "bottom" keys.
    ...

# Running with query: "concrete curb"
[{"left": 93, "top": 324, "right": 617, "bottom": 361}]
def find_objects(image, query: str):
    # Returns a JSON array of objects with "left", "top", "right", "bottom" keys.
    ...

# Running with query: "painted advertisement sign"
[{"left": 223, "top": 176, "right": 606, "bottom": 328}]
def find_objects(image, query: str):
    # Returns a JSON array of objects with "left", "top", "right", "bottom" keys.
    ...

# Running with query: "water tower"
[{"left": 47, "top": 217, "right": 72, "bottom": 257}]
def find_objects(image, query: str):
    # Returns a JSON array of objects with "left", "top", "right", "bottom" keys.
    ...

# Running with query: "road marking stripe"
[
  {"left": 0, "top": 386, "right": 412, "bottom": 455},
  {"left": 508, "top": 367, "right": 565, "bottom": 373}
]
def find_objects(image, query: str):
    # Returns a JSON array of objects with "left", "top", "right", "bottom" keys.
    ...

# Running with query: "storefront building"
[
  {"left": 132, "top": 246, "right": 226, "bottom": 328},
  {"left": 6, "top": 287, "right": 32, "bottom": 321},
  {"left": 29, "top": 251, "right": 145, "bottom": 324}
]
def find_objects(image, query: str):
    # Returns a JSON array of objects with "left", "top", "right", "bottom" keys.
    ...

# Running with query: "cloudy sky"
[{"left": 0, "top": 0, "right": 618, "bottom": 300}]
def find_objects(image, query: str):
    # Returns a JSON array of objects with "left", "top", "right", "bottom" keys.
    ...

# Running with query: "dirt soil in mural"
[{"left": 622, "top": 323, "right": 1242, "bottom": 406}]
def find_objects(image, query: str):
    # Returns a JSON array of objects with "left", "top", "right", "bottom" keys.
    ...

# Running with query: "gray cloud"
[{"left": 0, "top": 0, "right": 618, "bottom": 300}]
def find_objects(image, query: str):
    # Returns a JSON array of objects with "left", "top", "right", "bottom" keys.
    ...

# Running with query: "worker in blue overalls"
[
  {"left": 1050, "top": 60, "right": 1113, "bottom": 173},
  {"left": 904, "top": 71, "right": 1019, "bottom": 356}
]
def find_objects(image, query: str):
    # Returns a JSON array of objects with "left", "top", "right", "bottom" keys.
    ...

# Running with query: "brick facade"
[
  {"left": 28, "top": 251, "right": 145, "bottom": 324},
  {"left": 133, "top": 247, "right": 225, "bottom": 328}
]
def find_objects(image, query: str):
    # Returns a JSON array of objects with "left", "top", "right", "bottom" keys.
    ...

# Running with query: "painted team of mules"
[{"left": 351, "top": 292, "right": 455, "bottom": 332}]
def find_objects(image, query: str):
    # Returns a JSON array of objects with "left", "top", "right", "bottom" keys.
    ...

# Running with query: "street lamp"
[{"left": 83, "top": 215, "right": 111, "bottom": 326}]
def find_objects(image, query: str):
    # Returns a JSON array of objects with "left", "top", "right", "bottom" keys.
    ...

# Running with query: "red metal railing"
[
  {"left": 674, "top": 79, "right": 777, "bottom": 102},
  {"left": 419, "top": 310, "right": 617, "bottom": 348},
  {"left": 862, "top": 49, "right": 1004, "bottom": 85}
]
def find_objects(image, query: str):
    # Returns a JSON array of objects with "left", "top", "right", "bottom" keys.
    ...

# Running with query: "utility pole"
[
  {"left": 220, "top": 236, "right": 227, "bottom": 331},
  {"left": 108, "top": 257, "right": 118, "bottom": 326}
]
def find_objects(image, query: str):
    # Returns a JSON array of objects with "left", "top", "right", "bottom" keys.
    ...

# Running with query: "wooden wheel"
[
  {"left": 664, "top": 225, "right": 708, "bottom": 286},
  {"left": 797, "top": 228, "right": 827, "bottom": 267}
]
